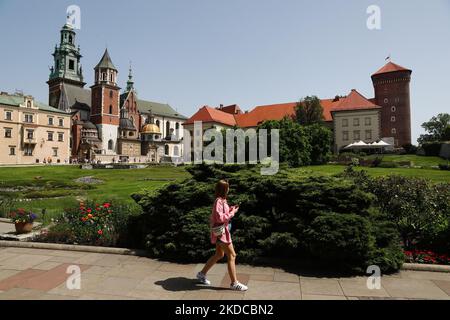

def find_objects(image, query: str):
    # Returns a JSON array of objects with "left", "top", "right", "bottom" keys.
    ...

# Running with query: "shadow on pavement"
[{"left": 155, "top": 277, "right": 230, "bottom": 292}]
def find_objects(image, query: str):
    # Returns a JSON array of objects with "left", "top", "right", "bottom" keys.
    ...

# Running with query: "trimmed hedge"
[{"left": 131, "top": 164, "right": 404, "bottom": 273}]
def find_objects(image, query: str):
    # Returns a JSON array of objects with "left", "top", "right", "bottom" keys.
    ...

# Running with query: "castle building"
[
  {"left": 183, "top": 61, "right": 412, "bottom": 153},
  {"left": 47, "top": 23, "right": 187, "bottom": 163},
  {"left": 0, "top": 92, "right": 71, "bottom": 165}
]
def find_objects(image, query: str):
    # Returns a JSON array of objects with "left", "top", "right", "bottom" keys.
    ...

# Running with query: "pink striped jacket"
[{"left": 210, "top": 197, "right": 236, "bottom": 244}]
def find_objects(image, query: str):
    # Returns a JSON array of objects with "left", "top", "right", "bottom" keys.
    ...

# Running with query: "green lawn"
[
  {"left": 288, "top": 165, "right": 450, "bottom": 182},
  {"left": 0, "top": 161, "right": 448, "bottom": 223},
  {"left": 362, "top": 154, "right": 447, "bottom": 168},
  {"left": 0, "top": 165, "right": 190, "bottom": 223}
]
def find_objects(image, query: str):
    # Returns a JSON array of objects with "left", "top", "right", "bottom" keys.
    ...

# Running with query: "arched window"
[
  {"left": 156, "top": 120, "right": 160, "bottom": 128},
  {"left": 102, "top": 73, "right": 107, "bottom": 81},
  {"left": 108, "top": 140, "right": 114, "bottom": 150},
  {"left": 110, "top": 90, "right": 113, "bottom": 98},
  {"left": 166, "top": 121, "right": 170, "bottom": 137},
  {"left": 69, "top": 35, "right": 73, "bottom": 44},
  {"left": 164, "top": 145, "right": 169, "bottom": 156},
  {"left": 110, "top": 74, "right": 114, "bottom": 82}
]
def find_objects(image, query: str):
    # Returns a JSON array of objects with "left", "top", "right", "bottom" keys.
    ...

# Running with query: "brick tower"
[
  {"left": 371, "top": 61, "right": 412, "bottom": 147},
  {"left": 90, "top": 49, "right": 121, "bottom": 154}
]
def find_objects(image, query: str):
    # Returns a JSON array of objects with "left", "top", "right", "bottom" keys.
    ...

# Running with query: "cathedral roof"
[
  {"left": 120, "top": 118, "right": 136, "bottom": 131},
  {"left": 137, "top": 99, "right": 187, "bottom": 120},
  {"left": 60, "top": 83, "right": 91, "bottom": 109},
  {"left": 95, "top": 49, "right": 117, "bottom": 71}
]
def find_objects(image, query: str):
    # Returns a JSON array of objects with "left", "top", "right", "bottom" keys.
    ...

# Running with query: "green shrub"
[
  {"left": 132, "top": 164, "right": 403, "bottom": 273},
  {"left": 422, "top": 142, "right": 442, "bottom": 156}
]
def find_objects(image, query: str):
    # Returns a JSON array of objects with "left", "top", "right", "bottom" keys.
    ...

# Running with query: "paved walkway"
[{"left": 0, "top": 247, "right": 448, "bottom": 300}]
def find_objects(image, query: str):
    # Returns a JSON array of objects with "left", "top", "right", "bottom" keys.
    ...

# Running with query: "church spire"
[{"left": 126, "top": 63, "right": 135, "bottom": 92}]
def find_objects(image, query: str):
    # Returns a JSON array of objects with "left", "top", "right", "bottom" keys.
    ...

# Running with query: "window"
[
  {"left": 165, "top": 144, "right": 169, "bottom": 155},
  {"left": 59, "top": 118, "right": 64, "bottom": 126},
  {"left": 365, "top": 117, "right": 371, "bottom": 126},
  {"left": 4, "top": 128, "right": 12, "bottom": 138},
  {"left": 48, "top": 117, "right": 54, "bottom": 125},
  {"left": 69, "top": 35, "right": 73, "bottom": 44},
  {"left": 53, "top": 148, "right": 58, "bottom": 157},
  {"left": 395, "top": 97, "right": 400, "bottom": 103},
  {"left": 365, "top": 130, "right": 372, "bottom": 140},
  {"left": 391, "top": 116, "right": 396, "bottom": 122},
  {"left": 102, "top": 73, "right": 107, "bottom": 81},
  {"left": 108, "top": 140, "right": 114, "bottom": 150},
  {"left": 384, "top": 98, "right": 389, "bottom": 104},
  {"left": 353, "top": 118, "right": 360, "bottom": 127},
  {"left": 26, "top": 130, "right": 34, "bottom": 140},
  {"left": 27, "top": 101, "right": 31, "bottom": 108},
  {"left": 109, "top": 105, "right": 113, "bottom": 114},
  {"left": 166, "top": 121, "right": 170, "bottom": 136},
  {"left": 343, "top": 131, "right": 349, "bottom": 141},
  {"left": 48, "top": 132, "right": 54, "bottom": 141},
  {"left": 392, "top": 128, "right": 397, "bottom": 135},
  {"left": 391, "top": 106, "right": 396, "bottom": 112},
  {"left": 156, "top": 120, "right": 160, "bottom": 128},
  {"left": 58, "top": 133, "right": 64, "bottom": 142},
  {"left": 5, "top": 111, "right": 12, "bottom": 120},
  {"left": 24, "top": 146, "right": 33, "bottom": 156},
  {"left": 110, "top": 90, "right": 113, "bottom": 98},
  {"left": 342, "top": 119, "right": 348, "bottom": 127},
  {"left": 174, "top": 146, "right": 179, "bottom": 156},
  {"left": 24, "top": 114, "right": 33, "bottom": 123},
  {"left": 9, "top": 147, "right": 15, "bottom": 156},
  {"left": 110, "top": 74, "right": 114, "bottom": 82},
  {"left": 354, "top": 130, "right": 360, "bottom": 140},
  {"left": 69, "top": 60, "right": 75, "bottom": 70}
]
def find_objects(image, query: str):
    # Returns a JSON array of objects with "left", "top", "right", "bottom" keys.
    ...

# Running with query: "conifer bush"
[{"left": 131, "top": 164, "right": 405, "bottom": 273}]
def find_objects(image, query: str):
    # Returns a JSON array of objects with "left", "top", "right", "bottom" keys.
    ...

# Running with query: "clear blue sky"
[{"left": 0, "top": 0, "right": 449, "bottom": 143}]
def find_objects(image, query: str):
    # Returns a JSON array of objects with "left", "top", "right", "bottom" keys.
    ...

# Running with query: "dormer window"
[{"left": 27, "top": 101, "right": 31, "bottom": 108}]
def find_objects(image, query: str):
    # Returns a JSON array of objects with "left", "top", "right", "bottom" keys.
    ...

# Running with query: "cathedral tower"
[
  {"left": 371, "top": 61, "right": 412, "bottom": 147},
  {"left": 90, "top": 49, "right": 121, "bottom": 154},
  {"left": 47, "top": 23, "right": 85, "bottom": 108}
]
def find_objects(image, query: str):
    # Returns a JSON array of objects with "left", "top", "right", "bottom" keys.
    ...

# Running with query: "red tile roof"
[
  {"left": 184, "top": 91, "right": 379, "bottom": 128},
  {"left": 372, "top": 61, "right": 411, "bottom": 76},
  {"left": 219, "top": 104, "right": 242, "bottom": 115},
  {"left": 183, "top": 106, "right": 237, "bottom": 126},
  {"left": 331, "top": 89, "right": 381, "bottom": 112}
]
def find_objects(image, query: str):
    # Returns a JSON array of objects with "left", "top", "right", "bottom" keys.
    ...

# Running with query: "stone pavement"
[{"left": 0, "top": 247, "right": 449, "bottom": 300}]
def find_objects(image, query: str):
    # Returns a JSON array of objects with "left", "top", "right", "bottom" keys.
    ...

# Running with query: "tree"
[
  {"left": 304, "top": 124, "right": 333, "bottom": 165},
  {"left": 418, "top": 113, "right": 450, "bottom": 144},
  {"left": 258, "top": 118, "right": 311, "bottom": 167},
  {"left": 295, "top": 96, "right": 324, "bottom": 126}
]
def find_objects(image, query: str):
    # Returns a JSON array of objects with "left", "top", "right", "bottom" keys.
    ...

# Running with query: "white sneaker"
[
  {"left": 196, "top": 272, "right": 211, "bottom": 285},
  {"left": 230, "top": 281, "right": 248, "bottom": 291}
]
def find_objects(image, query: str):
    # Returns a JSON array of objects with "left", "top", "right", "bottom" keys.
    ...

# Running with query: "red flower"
[
  {"left": 103, "top": 203, "right": 111, "bottom": 209},
  {"left": 97, "top": 230, "right": 103, "bottom": 235},
  {"left": 87, "top": 208, "right": 92, "bottom": 213}
]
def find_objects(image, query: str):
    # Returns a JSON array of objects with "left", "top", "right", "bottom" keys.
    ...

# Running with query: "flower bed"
[
  {"left": 404, "top": 250, "right": 450, "bottom": 265},
  {"left": 36, "top": 200, "right": 136, "bottom": 247}
]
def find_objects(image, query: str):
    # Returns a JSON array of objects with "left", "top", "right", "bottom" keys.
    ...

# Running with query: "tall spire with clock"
[{"left": 47, "top": 19, "right": 85, "bottom": 108}]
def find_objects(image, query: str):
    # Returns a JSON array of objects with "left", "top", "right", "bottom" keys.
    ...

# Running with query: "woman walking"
[{"left": 196, "top": 180, "right": 248, "bottom": 291}]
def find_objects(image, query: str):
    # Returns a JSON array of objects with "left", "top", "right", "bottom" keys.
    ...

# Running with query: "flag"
[{"left": 385, "top": 55, "right": 391, "bottom": 61}]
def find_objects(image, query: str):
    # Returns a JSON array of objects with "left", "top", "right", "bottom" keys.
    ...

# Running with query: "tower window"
[
  {"left": 108, "top": 140, "right": 114, "bottom": 150},
  {"left": 384, "top": 98, "right": 389, "bottom": 104},
  {"left": 391, "top": 116, "right": 396, "bottom": 122},
  {"left": 69, "top": 35, "right": 73, "bottom": 44},
  {"left": 392, "top": 128, "right": 397, "bottom": 135},
  {"left": 110, "top": 74, "right": 114, "bottom": 82},
  {"left": 109, "top": 105, "right": 113, "bottom": 114},
  {"left": 110, "top": 90, "right": 113, "bottom": 98},
  {"left": 391, "top": 106, "right": 396, "bottom": 112},
  {"left": 102, "top": 73, "right": 107, "bottom": 81},
  {"left": 69, "top": 60, "right": 75, "bottom": 70}
]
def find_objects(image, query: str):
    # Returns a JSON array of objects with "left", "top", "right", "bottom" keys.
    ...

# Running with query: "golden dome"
[{"left": 141, "top": 124, "right": 161, "bottom": 134}]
